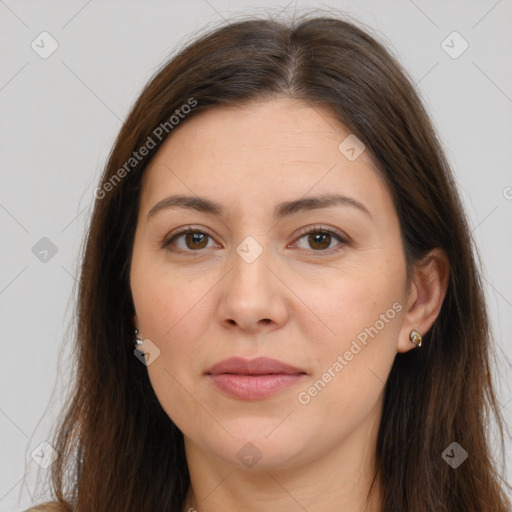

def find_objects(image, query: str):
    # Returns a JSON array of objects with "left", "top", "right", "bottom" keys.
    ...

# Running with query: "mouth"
[{"left": 205, "top": 356, "right": 307, "bottom": 400}]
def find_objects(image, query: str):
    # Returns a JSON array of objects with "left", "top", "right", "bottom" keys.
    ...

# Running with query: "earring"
[
  {"left": 134, "top": 329, "right": 143, "bottom": 349},
  {"left": 409, "top": 329, "right": 422, "bottom": 347}
]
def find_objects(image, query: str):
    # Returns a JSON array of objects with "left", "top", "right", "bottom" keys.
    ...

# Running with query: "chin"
[{"left": 194, "top": 425, "right": 311, "bottom": 470}]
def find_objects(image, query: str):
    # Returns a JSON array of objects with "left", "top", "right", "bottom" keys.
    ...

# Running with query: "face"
[{"left": 130, "top": 97, "right": 410, "bottom": 471}]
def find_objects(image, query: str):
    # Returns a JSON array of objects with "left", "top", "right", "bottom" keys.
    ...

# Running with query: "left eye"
[{"left": 292, "top": 227, "right": 346, "bottom": 252}]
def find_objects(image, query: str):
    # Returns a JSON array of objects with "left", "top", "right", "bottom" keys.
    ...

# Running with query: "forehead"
[
  {"left": 139, "top": 97, "right": 391, "bottom": 219},
  {"left": 147, "top": 97, "right": 356, "bottom": 169}
]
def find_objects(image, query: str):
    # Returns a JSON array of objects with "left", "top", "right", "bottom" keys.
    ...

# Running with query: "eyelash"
[{"left": 161, "top": 225, "right": 348, "bottom": 256}]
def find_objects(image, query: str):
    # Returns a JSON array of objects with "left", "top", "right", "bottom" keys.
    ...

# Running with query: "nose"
[{"left": 216, "top": 241, "right": 289, "bottom": 334}]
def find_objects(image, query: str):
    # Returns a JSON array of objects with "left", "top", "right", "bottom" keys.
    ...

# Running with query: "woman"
[{"left": 27, "top": 13, "right": 511, "bottom": 512}]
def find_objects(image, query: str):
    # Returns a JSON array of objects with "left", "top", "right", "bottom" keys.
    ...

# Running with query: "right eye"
[{"left": 162, "top": 227, "right": 219, "bottom": 253}]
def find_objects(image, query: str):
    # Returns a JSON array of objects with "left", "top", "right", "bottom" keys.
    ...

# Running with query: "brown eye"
[
  {"left": 183, "top": 232, "right": 209, "bottom": 250},
  {"left": 162, "top": 229, "right": 215, "bottom": 252},
  {"left": 293, "top": 226, "right": 347, "bottom": 253},
  {"left": 308, "top": 232, "right": 332, "bottom": 250}
]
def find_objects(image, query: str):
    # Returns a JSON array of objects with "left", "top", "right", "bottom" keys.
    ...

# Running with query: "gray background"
[{"left": 1, "top": 0, "right": 511, "bottom": 509}]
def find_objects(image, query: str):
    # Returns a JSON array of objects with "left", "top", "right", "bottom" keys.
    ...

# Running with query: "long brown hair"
[{"left": 29, "top": 12, "right": 511, "bottom": 512}]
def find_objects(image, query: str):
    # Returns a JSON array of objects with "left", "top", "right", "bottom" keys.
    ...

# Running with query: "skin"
[{"left": 130, "top": 97, "right": 449, "bottom": 512}]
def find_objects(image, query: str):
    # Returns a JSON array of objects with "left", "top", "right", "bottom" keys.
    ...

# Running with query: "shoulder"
[{"left": 23, "top": 503, "right": 67, "bottom": 512}]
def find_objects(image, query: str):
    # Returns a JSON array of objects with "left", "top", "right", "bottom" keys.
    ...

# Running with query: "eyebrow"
[{"left": 147, "top": 193, "right": 372, "bottom": 220}]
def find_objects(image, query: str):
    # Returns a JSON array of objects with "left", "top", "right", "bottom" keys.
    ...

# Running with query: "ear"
[
  {"left": 397, "top": 248, "right": 450, "bottom": 353},
  {"left": 133, "top": 314, "right": 139, "bottom": 333}
]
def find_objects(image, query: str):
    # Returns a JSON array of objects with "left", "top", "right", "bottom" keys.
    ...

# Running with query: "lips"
[
  {"left": 205, "top": 357, "right": 307, "bottom": 400},
  {"left": 206, "top": 356, "right": 306, "bottom": 376}
]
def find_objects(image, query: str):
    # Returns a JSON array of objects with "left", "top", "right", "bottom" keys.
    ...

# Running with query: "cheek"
[
  {"left": 297, "top": 264, "right": 403, "bottom": 412},
  {"left": 131, "top": 266, "right": 221, "bottom": 425},
  {"left": 132, "top": 251, "right": 218, "bottom": 339},
  {"left": 306, "top": 261, "right": 404, "bottom": 352}
]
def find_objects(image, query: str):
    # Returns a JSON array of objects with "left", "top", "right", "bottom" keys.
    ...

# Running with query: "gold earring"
[{"left": 409, "top": 329, "right": 422, "bottom": 347}]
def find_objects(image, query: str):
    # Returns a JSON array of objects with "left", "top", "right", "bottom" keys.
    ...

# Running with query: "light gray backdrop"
[{"left": 1, "top": 0, "right": 511, "bottom": 510}]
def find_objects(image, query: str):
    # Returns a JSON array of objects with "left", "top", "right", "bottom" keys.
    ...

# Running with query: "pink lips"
[{"left": 205, "top": 356, "right": 307, "bottom": 400}]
